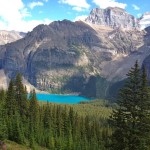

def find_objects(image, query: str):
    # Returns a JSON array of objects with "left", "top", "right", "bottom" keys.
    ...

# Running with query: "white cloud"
[
  {"left": 43, "top": 0, "right": 48, "bottom": 2},
  {"left": 28, "top": 1, "right": 44, "bottom": 9},
  {"left": 92, "top": 0, "right": 127, "bottom": 9},
  {"left": 0, "top": 0, "right": 52, "bottom": 32},
  {"left": 72, "top": 7, "right": 84, "bottom": 12},
  {"left": 59, "top": 0, "right": 90, "bottom": 11},
  {"left": 74, "top": 15, "right": 88, "bottom": 21},
  {"left": 19, "top": 19, "right": 52, "bottom": 32},
  {"left": 132, "top": 4, "right": 140, "bottom": 10},
  {"left": 0, "top": 0, "right": 30, "bottom": 22},
  {"left": 1, "top": 19, "right": 52, "bottom": 32},
  {"left": 0, "top": 18, "right": 52, "bottom": 32}
]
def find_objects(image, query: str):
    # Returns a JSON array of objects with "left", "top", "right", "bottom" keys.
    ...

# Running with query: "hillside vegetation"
[{"left": 0, "top": 74, "right": 112, "bottom": 150}]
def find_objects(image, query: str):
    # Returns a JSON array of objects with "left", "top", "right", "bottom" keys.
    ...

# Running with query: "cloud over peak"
[
  {"left": 132, "top": 4, "right": 140, "bottom": 10},
  {"left": 0, "top": 0, "right": 52, "bottom": 32},
  {"left": 59, "top": 0, "right": 90, "bottom": 11},
  {"left": 74, "top": 15, "right": 88, "bottom": 21},
  {"left": 92, "top": 0, "right": 127, "bottom": 9}
]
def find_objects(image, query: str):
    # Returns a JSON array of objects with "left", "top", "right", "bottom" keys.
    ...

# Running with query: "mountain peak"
[
  {"left": 85, "top": 7, "right": 139, "bottom": 30},
  {"left": 106, "top": 7, "right": 126, "bottom": 11}
]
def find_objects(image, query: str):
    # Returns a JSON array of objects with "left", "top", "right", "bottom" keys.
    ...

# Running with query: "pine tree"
[
  {"left": 43, "top": 102, "right": 51, "bottom": 129},
  {"left": 0, "top": 75, "right": 108, "bottom": 149},
  {"left": 0, "top": 89, "right": 6, "bottom": 107},
  {"left": 0, "top": 113, "right": 8, "bottom": 140},
  {"left": 29, "top": 89, "right": 39, "bottom": 141},
  {"left": 0, "top": 89, "right": 8, "bottom": 140},
  {"left": 5, "top": 80, "right": 17, "bottom": 116},
  {"left": 138, "top": 67, "right": 150, "bottom": 149},
  {"left": 110, "top": 61, "right": 150, "bottom": 150},
  {"left": 15, "top": 73, "right": 28, "bottom": 119},
  {"left": 11, "top": 112, "right": 25, "bottom": 144}
]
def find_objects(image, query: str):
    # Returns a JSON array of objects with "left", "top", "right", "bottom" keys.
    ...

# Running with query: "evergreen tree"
[
  {"left": 0, "top": 89, "right": 8, "bottom": 140},
  {"left": 29, "top": 89, "right": 39, "bottom": 140},
  {"left": 15, "top": 73, "right": 28, "bottom": 119},
  {"left": 13, "top": 112, "right": 25, "bottom": 144},
  {"left": 0, "top": 89, "right": 6, "bottom": 107},
  {"left": 0, "top": 73, "right": 109, "bottom": 149},
  {"left": 110, "top": 61, "right": 150, "bottom": 150},
  {"left": 5, "top": 80, "right": 17, "bottom": 116}
]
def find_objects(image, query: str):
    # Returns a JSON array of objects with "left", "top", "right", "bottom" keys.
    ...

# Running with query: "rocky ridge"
[
  {"left": 85, "top": 7, "right": 140, "bottom": 30},
  {"left": 0, "top": 7, "right": 150, "bottom": 98}
]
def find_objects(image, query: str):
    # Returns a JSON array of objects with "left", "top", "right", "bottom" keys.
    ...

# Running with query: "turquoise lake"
[{"left": 36, "top": 93, "right": 90, "bottom": 104}]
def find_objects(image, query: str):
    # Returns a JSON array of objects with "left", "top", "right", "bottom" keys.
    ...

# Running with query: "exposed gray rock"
[
  {"left": 85, "top": 7, "right": 139, "bottom": 30},
  {"left": 142, "top": 26, "right": 150, "bottom": 79},
  {"left": 0, "top": 19, "right": 147, "bottom": 93},
  {"left": 0, "top": 9, "right": 150, "bottom": 97},
  {"left": 0, "top": 30, "right": 25, "bottom": 45}
]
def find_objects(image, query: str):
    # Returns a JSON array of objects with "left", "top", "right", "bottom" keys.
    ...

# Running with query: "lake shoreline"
[{"left": 35, "top": 93, "right": 90, "bottom": 104}]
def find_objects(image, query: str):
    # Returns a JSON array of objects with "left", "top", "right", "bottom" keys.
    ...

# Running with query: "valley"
[
  {"left": 0, "top": 7, "right": 150, "bottom": 99},
  {"left": 0, "top": 4, "right": 150, "bottom": 150}
]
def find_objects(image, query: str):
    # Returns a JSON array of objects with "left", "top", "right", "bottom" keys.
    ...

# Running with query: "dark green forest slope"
[
  {"left": 0, "top": 74, "right": 112, "bottom": 150},
  {"left": 1, "top": 61, "right": 150, "bottom": 150}
]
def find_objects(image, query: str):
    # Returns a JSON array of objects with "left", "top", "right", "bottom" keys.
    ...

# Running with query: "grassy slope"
[{"left": 5, "top": 140, "right": 48, "bottom": 150}]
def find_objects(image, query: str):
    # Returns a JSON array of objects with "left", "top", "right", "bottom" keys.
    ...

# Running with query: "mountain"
[
  {"left": 142, "top": 26, "right": 150, "bottom": 79},
  {"left": 0, "top": 20, "right": 102, "bottom": 92},
  {"left": 0, "top": 7, "right": 150, "bottom": 98},
  {"left": 139, "top": 12, "right": 150, "bottom": 29},
  {"left": 85, "top": 7, "right": 139, "bottom": 30},
  {"left": 0, "top": 30, "right": 25, "bottom": 45}
]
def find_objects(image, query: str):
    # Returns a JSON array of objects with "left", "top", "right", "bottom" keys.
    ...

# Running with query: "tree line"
[
  {"left": 1, "top": 61, "right": 150, "bottom": 150},
  {"left": 0, "top": 74, "right": 110, "bottom": 149}
]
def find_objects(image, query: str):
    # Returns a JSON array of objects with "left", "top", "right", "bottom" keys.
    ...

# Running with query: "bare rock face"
[
  {"left": 142, "top": 26, "right": 150, "bottom": 79},
  {"left": 0, "top": 20, "right": 102, "bottom": 92},
  {"left": 0, "top": 9, "right": 150, "bottom": 98},
  {"left": 85, "top": 7, "right": 139, "bottom": 30},
  {"left": 0, "top": 19, "right": 147, "bottom": 94},
  {"left": 0, "top": 30, "right": 25, "bottom": 45}
]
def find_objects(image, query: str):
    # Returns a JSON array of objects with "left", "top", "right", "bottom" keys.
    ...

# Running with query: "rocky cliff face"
[
  {"left": 0, "top": 20, "right": 101, "bottom": 92},
  {"left": 85, "top": 7, "right": 139, "bottom": 30},
  {"left": 142, "top": 27, "right": 150, "bottom": 79},
  {"left": 0, "top": 30, "right": 25, "bottom": 45},
  {"left": 0, "top": 19, "right": 148, "bottom": 95},
  {"left": 0, "top": 8, "right": 150, "bottom": 98}
]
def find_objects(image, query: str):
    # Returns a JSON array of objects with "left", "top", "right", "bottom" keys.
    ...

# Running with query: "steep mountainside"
[
  {"left": 85, "top": 7, "right": 139, "bottom": 30},
  {"left": 0, "top": 7, "right": 150, "bottom": 98},
  {"left": 142, "top": 27, "right": 150, "bottom": 79},
  {"left": 0, "top": 30, "right": 25, "bottom": 45}
]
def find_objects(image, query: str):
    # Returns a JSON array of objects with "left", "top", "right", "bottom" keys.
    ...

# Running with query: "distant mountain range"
[
  {"left": 0, "top": 30, "right": 26, "bottom": 45},
  {"left": 0, "top": 7, "right": 150, "bottom": 99},
  {"left": 85, "top": 7, "right": 150, "bottom": 30}
]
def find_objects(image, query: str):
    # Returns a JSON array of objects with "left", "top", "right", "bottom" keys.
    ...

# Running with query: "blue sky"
[{"left": 0, "top": 0, "right": 149, "bottom": 32}]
